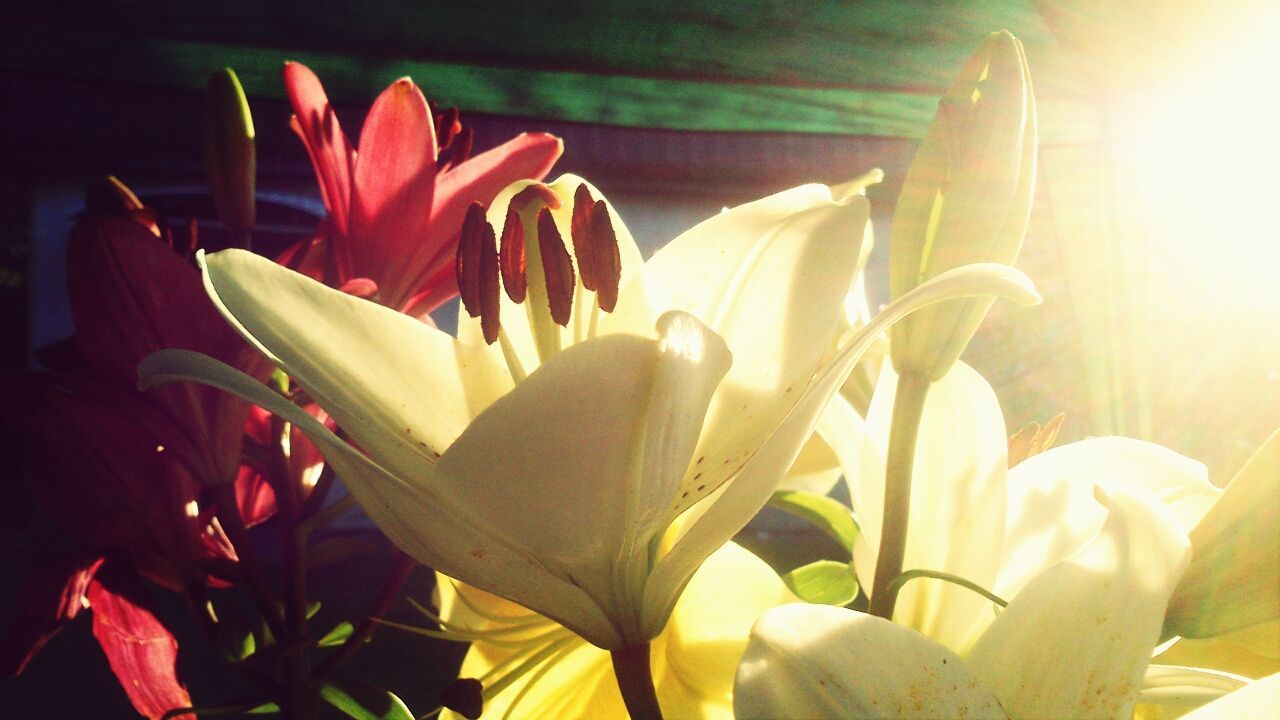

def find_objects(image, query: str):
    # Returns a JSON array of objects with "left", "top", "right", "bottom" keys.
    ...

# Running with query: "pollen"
[
  {"left": 499, "top": 207, "right": 527, "bottom": 303},
  {"left": 456, "top": 202, "right": 502, "bottom": 344}
]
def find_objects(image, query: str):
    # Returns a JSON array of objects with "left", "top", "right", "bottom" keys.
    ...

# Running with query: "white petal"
[
  {"left": 138, "top": 349, "right": 618, "bottom": 648},
  {"left": 435, "top": 311, "right": 729, "bottom": 647},
  {"left": 849, "top": 361, "right": 1008, "bottom": 653},
  {"left": 643, "top": 262, "right": 1039, "bottom": 639},
  {"left": 966, "top": 486, "right": 1192, "bottom": 720},
  {"left": 201, "top": 249, "right": 512, "bottom": 488},
  {"left": 604, "top": 186, "right": 868, "bottom": 521},
  {"left": 733, "top": 604, "right": 1007, "bottom": 720},
  {"left": 1178, "top": 672, "right": 1280, "bottom": 720},
  {"left": 997, "top": 437, "right": 1217, "bottom": 601}
]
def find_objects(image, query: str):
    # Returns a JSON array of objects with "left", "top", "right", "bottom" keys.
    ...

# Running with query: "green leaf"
[
  {"left": 306, "top": 600, "right": 322, "bottom": 620},
  {"left": 781, "top": 560, "right": 859, "bottom": 605},
  {"left": 317, "top": 621, "right": 355, "bottom": 648},
  {"left": 767, "top": 489, "right": 859, "bottom": 555},
  {"left": 320, "top": 680, "right": 415, "bottom": 720}
]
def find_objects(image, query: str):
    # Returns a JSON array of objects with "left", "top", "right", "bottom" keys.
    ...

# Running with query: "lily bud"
[
  {"left": 203, "top": 68, "right": 256, "bottom": 244},
  {"left": 889, "top": 30, "right": 1037, "bottom": 380}
]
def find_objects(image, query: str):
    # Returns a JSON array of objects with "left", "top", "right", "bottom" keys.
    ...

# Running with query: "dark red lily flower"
[{"left": 282, "top": 61, "right": 563, "bottom": 316}]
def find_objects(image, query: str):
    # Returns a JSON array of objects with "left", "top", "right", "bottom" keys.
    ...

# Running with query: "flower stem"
[
  {"left": 868, "top": 369, "right": 932, "bottom": 619},
  {"left": 610, "top": 644, "right": 663, "bottom": 720}
]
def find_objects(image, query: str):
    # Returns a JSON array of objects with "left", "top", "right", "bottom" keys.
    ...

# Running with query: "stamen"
[
  {"left": 499, "top": 208, "right": 527, "bottom": 303},
  {"left": 456, "top": 202, "right": 489, "bottom": 318},
  {"left": 570, "top": 184, "right": 598, "bottom": 291},
  {"left": 588, "top": 199, "right": 622, "bottom": 312},
  {"left": 456, "top": 203, "right": 502, "bottom": 344},
  {"left": 537, "top": 208, "right": 575, "bottom": 327},
  {"left": 500, "top": 640, "right": 577, "bottom": 720},
  {"left": 435, "top": 107, "right": 461, "bottom": 150}
]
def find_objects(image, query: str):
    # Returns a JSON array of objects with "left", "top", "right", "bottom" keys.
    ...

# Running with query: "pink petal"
[
  {"left": 88, "top": 564, "right": 191, "bottom": 720},
  {"left": 284, "top": 62, "right": 355, "bottom": 240},
  {"left": 347, "top": 77, "right": 439, "bottom": 309},
  {"left": 1, "top": 556, "right": 103, "bottom": 676},
  {"left": 399, "top": 132, "right": 563, "bottom": 312}
]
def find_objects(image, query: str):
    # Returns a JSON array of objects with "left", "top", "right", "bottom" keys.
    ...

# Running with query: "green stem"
[
  {"left": 867, "top": 370, "right": 932, "bottom": 619},
  {"left": 610, "top": 644, "right": 663, "bottom": 720}
]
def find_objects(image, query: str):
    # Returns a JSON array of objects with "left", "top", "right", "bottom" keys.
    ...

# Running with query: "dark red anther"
[
  {"left": 499, "top": 207, "right": 527, "bottom": 303},
  {"left": 537, "top": 208, "right": 575, "bottom": 327},
  {"left": 588, "top": 199, "right": 622, "bottom": 312},
  {"left": 456, "top": 202, "right": 491, "bottom": 319},
  {"left": 570, "top": 184, "right": 598, "bottom": 291},
  {"left": 478, "top": 213, "right": 501, "bottom": 345},
  {"left": 435, "top": 106, "right": 461, "bottom": 150},
  {"left": 440, "top": 678, "right": 484, "bottom": 720}
]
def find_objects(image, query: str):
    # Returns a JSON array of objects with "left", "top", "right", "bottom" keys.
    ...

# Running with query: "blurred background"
[{"left": 2, "top": 1, "right": 1278, "bottom": 715}]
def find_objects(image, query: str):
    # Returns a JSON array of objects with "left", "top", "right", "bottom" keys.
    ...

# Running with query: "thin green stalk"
[
  {"left": 867, "top": 370, "right": 932, "bottom": 619},
  {"left": 610, "top": 644, "right": 663, "bottom": 720}
]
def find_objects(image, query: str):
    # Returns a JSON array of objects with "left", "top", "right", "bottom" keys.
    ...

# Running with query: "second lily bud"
[{"left": 888, "top": 30, "right": 1037, "bottom": 380}]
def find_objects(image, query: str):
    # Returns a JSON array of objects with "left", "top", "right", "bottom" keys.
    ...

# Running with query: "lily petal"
[
  {"left": 347, "top": 77, "right": 439, "bottom": 308},
  {"left": 405, "top": 132, "right": 564, "bottom": 313},
  {"left": 200, "top": 248, "right": 512, "bottom": 488},
  {"left": 435, "top": 311, "right": 730, "bottom": 646},
  {"left": 68, "top": 218, "right": 260, "bottom": 485},
  {"left": 139, "top": 349, "right": 618, "bottom": 649},
  {"left": 966, "top": 487, "right": 1191, "bottom": 720},
  {"left": 0, "top": 555, "right": 103, "bottom": 676},
  {"left": 734, "top": 604, "right": 1007, "bottom": 720},
  {"left": 851, "top": 361, "right": 1008, "bottom": 653},
  {"left": 997, "top": 438, "right": 1217, "bottom": 603},
  {"left": 283, "top": 62, "right": 354, "bottom": 238},
  {"left": 1178, "top": 672, "right": 1280, "bottom": 720},
  {"left": 644, "top": 262, "right": 1039, "bottom": 638},
  {"left": 87, "top": 563, "right": 191, "bottom": 720},
  {"left": 1167, "top": 429, "right": 1280, "bottom": 638}
]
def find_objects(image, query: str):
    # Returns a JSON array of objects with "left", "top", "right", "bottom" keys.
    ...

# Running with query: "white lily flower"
[
  {"left": 735, "top": 484, "right": 1192, "bottom": 719},
  {"left": 139, "top": 175, "right": 1038, "bottom": 654}
]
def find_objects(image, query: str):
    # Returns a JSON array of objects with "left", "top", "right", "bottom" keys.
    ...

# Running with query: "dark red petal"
[
  {"left": 2, "top": 373, "right": 223, "bottom": 589},
  {"left": 537, "top": 208, "right": 575, "bottom": 327},
  {"left": 456, "top": 203, "right": 491, "bottom": 318},
  {"left": 479, "top": 216, "right": 502, "bottom": 345},
  {"left": 88, "top": 564, "right": 191, "bottom": 720},
  {"left": 68, "top": 218, "right": 267, "bottom": 486},
  {"left": 499, "top": 208, "right": 527, "bottom": 303},
  {"left": 396, "top": 133, "right": 563, "bottom": 313},
  {"left": 348, "top": 77, "right": 439, "bottom": 309},
  {"left": 283, "top": 62, "right": 355, "bottom": 237},
  {"left": 0, "top": 555, "right": 103, "bottom": 677},
  {"left": 589, "top": 200, "right": 622, "bottom": 312},
  {"left": 570, "top": 184, "right": 598, "bottom": 291}
]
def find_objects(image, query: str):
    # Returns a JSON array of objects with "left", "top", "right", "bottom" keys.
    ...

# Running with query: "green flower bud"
[
  {"left": 889, "top": 31, "right": 1037, "bottom": 380},
  {"left": 203, "top": 68, "right": 256, "bottom": 243}
]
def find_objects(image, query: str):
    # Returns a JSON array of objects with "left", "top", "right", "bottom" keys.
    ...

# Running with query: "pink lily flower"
[{"left": 281, "top": 61, "right": 563, "bottom": 316}]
